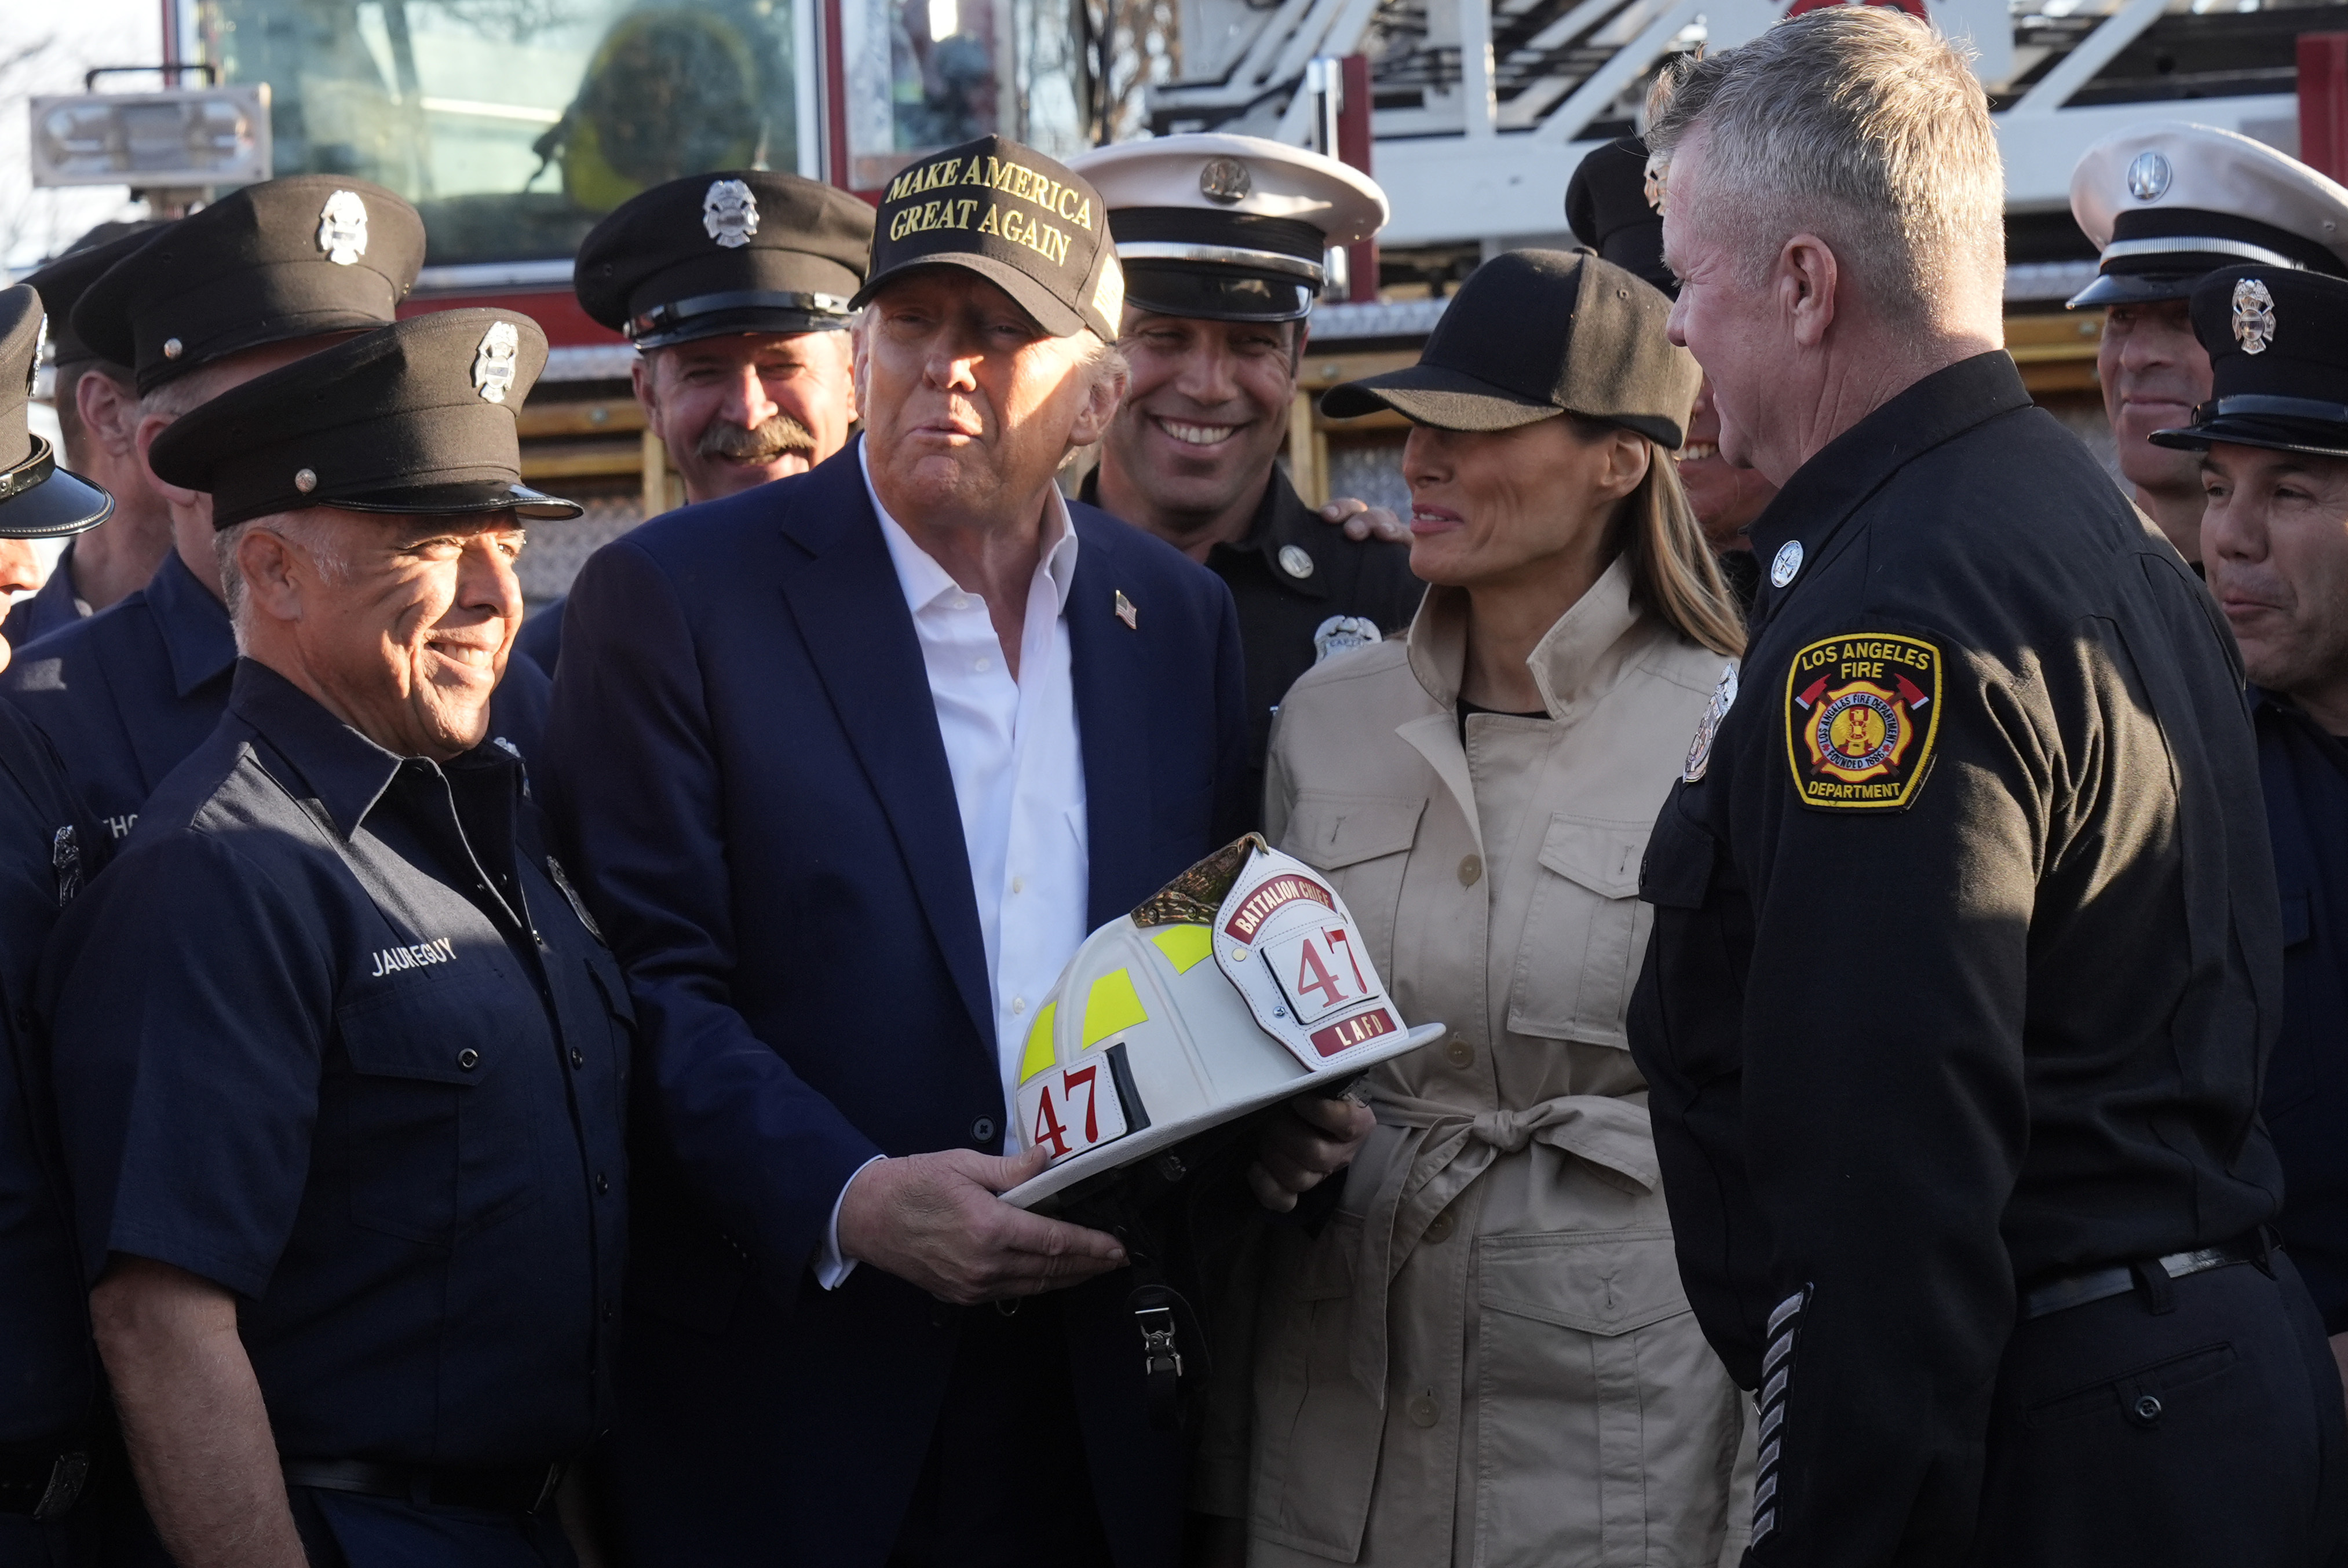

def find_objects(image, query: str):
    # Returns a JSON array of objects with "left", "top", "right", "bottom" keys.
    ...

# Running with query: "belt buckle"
[{"left": 31, "top": 1452, "right": 88, "bottom": 1522}]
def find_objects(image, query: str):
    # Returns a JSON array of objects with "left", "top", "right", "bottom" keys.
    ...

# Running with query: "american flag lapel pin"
[{"left": 1115, "top": 590, "right": 1138, "bottom": 631}]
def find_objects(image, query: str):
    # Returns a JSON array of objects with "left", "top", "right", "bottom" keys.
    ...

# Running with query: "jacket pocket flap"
[
  {"left": 338, "top": 974, "right": 505, "bottom": 1084},
  {"left": 1638, "top": 809, "right": 1716, "bottom": 909},
  {"left": 586, "top": 952, "right": 639, "bottom": 1025},
  {"left": 1285, "top": 794, "right": 1426, "bottom": 871},
  {"left": 1535, "top": 816, "right": 1649, "bottom": 900},
  {"left": 1477, "top": 1227, "right": 1688, "bottom": 1336}
]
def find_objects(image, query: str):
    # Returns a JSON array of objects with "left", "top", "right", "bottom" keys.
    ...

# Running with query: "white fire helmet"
[{"left": 1003, "top": 834, "right": 1445, "bottom": 1210}]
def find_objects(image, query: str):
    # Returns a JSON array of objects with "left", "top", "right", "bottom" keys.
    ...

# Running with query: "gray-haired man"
[{"left": 1626, "top": 10, "right": 2347, "bottom": 1565}]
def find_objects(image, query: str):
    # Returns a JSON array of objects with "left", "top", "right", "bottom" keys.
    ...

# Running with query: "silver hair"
[
  {"left": 215, "top": 510, "right": 353, "bottom": 643},
  {"left": 1646, "top": 8, "right": 2005, "bottom": 332}
]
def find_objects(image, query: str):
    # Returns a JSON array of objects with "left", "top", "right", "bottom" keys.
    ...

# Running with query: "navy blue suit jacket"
[{"left": 540, "top": 441, "right": 1248, "bottom": 1567}]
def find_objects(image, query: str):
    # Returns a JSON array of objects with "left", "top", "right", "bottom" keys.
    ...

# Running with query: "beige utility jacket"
[{"left": 1243, "top": 561, "right": 1748, "bottom": 1567}]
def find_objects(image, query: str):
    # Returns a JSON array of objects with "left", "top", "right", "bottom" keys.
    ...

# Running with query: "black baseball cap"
[
  {"left": 2152, "top": 265, "right": 2348, "bottom": 459},
  {"left": 1565, "top": 137, "right": 1674, "bottom": 298},
  {"left": 854, "top": 135, "right": 1124, "bottom": 341},
  {"left": 1323, "top": 248, "right": 1699, "bottom": 447},
  {"left": 147, "top": 308, "right": 582, "bottom": 530},
  {"left": 0, "top": 286, "right": 114, "bottom": 539},
  {"left": 575, "top": 170, "right": 875, "bottom": 349},
  {"left": 22, "top": 220, "right": 174, "bottom": 368},
  {"left": 73, "top": 176, "right": 426, "bottom": 392}
]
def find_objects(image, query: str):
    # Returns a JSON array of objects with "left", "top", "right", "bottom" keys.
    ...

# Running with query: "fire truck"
[{"left": 27, "top": 0, "right": 2348, "bottom": 594}]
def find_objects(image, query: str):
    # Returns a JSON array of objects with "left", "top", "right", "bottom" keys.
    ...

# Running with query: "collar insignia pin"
[
  {"left": 1115, "top": 590, "right": 1139, "bottom": 631},
  {"left": 1279, "top": 544, "right": 1315, "bottom": 579},
  {"left": 1770, "top": 539, "right": 1803, "bottom": 589},
  {"left": 2233, "top": 277, "right": 2277, "bottom": 355}
]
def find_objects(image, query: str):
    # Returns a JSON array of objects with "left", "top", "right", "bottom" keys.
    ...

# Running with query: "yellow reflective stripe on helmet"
[
  {"left": 1082, "top": 967, "right": 1148, "bottom": 1047},
  {"left": 1018, "top": 1000, "right": 1059, "bottom": 1084},
  {"left": 1149, "top": 924, "right": 1214, "bottom": 974}
]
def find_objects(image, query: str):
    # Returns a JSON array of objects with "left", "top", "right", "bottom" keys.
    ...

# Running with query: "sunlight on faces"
[
  {"left": 1401, "top": 416, "right": 1648, "bottom": 592},
  {"left": 1103, "top": 310, "right": 1297, "bottom": 522},
  {"left": 1660, "top": 131, "right": 1788, "bottom": 480},
  {"left": 638, "top": 330, "right": 859, "bottom": 503},
  {"left": 2099, "top": 301, "right": 2211, "bottom": 495},
  {"left": 2201, "top": 443, "right": 2348, "bottom": 700},
  {"left": 853, "top": 268, "right": 1124, "bottom": 527},
  {"left": 239, "top": 507, "right": 525, "bottom": 761},
  {"left": 0, "top": 539, "right": 42, "bottom": 677}
]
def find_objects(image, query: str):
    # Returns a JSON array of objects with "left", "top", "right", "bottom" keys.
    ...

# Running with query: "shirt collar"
[
  {"left": 145, "top": 549, "right": 240, "bottom": 698},
  {"left": 860, "top": 436, "right": 1080, "bottom": 617},
  {"left": 225, "top": 658, "right": 518, "bottom": 839},
  {"left": 1405, "top": 554, "right": 1646, "bottom": 717},
  {"left": 1745, "top": 350, "right": 2035, "bottom": 632}
]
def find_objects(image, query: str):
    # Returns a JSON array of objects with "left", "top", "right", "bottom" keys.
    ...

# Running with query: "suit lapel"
[
  {"left": 774, "top": 447, "right": 996, "bottom": 1049},
  {"left": 1067, "top": 509, "right": 1153, "bottom": 927}
]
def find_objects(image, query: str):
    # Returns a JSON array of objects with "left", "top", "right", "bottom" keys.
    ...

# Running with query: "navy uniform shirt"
[
  {"left": 2254, "top": 691, "right": 2348, "bottom": 1334},
  {"left": 514, "top": 595, "right": 563, "bottom": 679},
  {"left": 0, "top": 704, "right": 97, "bottom": 1448},
  {"left": 1628, "top": 353, "right": 2284, "bottom": 1565},
  {"left": 39, "top": 660, "right": 629, "bottom": 1468},
  {"left": 2, "top": 550, "right": 552, "bottom": 843},
  {"left": 1082, "top": 464, "right": 1422, "bottom": 817},
  {"left": 1, "top": 542, "right": 86, "bottom": 651}
]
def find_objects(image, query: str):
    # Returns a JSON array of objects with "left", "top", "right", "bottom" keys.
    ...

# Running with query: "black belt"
[
  {"left": 2019, "top": 1234, "right": 2269, "bottom": 1321},
  {"left": 282, "top": 1457, "right": 565, "bottom": 1515},
  {"left": 0, "top": 1439, "right": 89, "bottom": 1520}
]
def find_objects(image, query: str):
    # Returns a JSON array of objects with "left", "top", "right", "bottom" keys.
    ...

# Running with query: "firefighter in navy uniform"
[
  {"left": 41, "top": 309, "right": 627, "bottom": 1568},
  {"left": 1628, "top": 14, "right": 2347, "bottom": 1567},
  {"left": 1, "top": 177, "right": 552, "bottom": 845},
  {"left": 1069, "top": 134, "right": 1422, "bottom": 816},
  {"left": 0, "top": 287, "right": 116, "bottom": 1567}
]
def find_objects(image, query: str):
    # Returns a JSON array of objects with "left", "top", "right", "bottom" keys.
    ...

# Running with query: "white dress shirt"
[{"left": 816, "top": 444, "right": 1091, "bottom": 1288}]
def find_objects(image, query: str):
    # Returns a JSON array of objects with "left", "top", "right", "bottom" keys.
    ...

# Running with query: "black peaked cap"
[
  {"left": 1565, "top": 137, "right": 1674, "bottom": 297},
  {"left": 575, "top": 170, "right": 875, "bottom": 348},
  {"left": 1323, "top": 248, "right": 1697, "bottom": 448},
  {"left": 23, "top": 220, "right": 175, "bottom": 367},
  {"left": 73, "top": 176, "right": 425, "bottom": 392},
  {"left": 2153, "top": 265, "right": 2348, "bottom": 459},
  {"left": 148, "top": 308, "right": 581, "bottom": 531},
  {"left": 0, "top": 286, "right": 113, "bottom": 540}
]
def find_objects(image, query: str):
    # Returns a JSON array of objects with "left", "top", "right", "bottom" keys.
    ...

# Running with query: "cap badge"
[
  {"left": 2233, "top": 277, "right": 2277, "bottom": 356},
  {"left": 703, "top": 179, "right": 759, "bottom": 248},
  {"left": 1199, "top": 158, "right": 1252, "bottom": 204},
  {"left": 1115, "top": 590, "right": 1139, "bottom": 630},
  {"left": 1279, "top": 544, "right": 1316, "bottom": 580},
  {"left": 27, "top": 315, "right": 45, "bottom": 397},
  {"left": 1770, "top": 539, "right": 1803, "bottom": 588},
  {"left": 472, "top": 320, "right": 521, "bottom": 403},
  {"left": 2126, "top": 151, "right": 2172, "bottom": 203},
  {"left": 317, "top": 189, "right": 370, "bottom": 266}
]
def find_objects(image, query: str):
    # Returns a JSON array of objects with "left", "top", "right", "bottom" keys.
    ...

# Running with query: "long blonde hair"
[{"left": 1597, "top": 428, "right": 1746, "bottom": 657}]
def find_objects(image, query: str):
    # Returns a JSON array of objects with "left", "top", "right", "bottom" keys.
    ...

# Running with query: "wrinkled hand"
[
  {"left": 1248, "top": 1092, "right": 1376, "bottom": 1212},
  {"left": 1319, "top": 496, "right": 1411, "bottom": 544},
  {"left": 838, "top": 1147, "right": 1127, "bottom": 1304}
]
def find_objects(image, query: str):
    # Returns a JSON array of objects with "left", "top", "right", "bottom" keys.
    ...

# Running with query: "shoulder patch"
[{"left": 1783, "top": 633, "right": 1942, "bottom": 811}]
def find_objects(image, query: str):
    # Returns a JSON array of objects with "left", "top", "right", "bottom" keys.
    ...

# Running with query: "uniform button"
[
  {"left": 1011, "top": 876, "right": 1025, "bottom": 894},
  {"left": 595, "top": 1172, "right": 610, "bottom": 1196},
  {"left": 1423, "top": 1209, "right": 1456, "bottom": 1244},
  {"left": 1011, "top": 996, "right": 1027, "bottom": 1015},
  {"left": 457, "top": 1048, "right": 480, "bottom": 1070},
  {"left": 601, "top": 1302, "right": 615, "bottom": 1323},
  {"left": 1458, "top": 855, "right": 1482, "bottom": 887},
  {"left": 1445, "top": 1037, "right": 1474, "bottom": 1069},
  {"left": 569, "top": 1047, "right": 585, "bottom": 1069},
  {"left": 972, "top": 1116, "right": 998, "bottom": 1143},
  {"left": 2132, "top": 1394, "right": 2163, "bottom": 1424},
  {"left": 974, "top": 656, "right": 992, "bottom": 673},
  {"left": 1407, "top": 1392, "right": 1439, "bottom": 1428}
]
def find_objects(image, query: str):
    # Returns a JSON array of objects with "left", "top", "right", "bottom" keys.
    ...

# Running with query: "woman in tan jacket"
[{"left": 1232, "top": 249, "right": 1749, "bottom": 1567}]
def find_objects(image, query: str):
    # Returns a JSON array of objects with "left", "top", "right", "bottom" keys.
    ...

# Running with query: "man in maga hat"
[
  {"left": 1069, "top": 133, "right": 1422, "bottom": 817},
  {"left": 517, "top": 168, "right": 875, "bottom": 675},
  {"left": 2, "top": 176, "right": 552, "bottom": 843},
  {"left": 2070, "top": 122, "right": 2348, "bottom": 567},
  {"left": 543, "top": 133, "right": 1248, "bottom": 1567}
]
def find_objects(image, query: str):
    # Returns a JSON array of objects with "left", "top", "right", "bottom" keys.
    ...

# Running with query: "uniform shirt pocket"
[
  {"left": 1280, "top": 793, "right": 1426, "bottom": 971},
  {"left": 335, "top": 974, "right": 540, "bottom": 1247},
  {"left": 1509, "top": 816, "right": 1653, "bottom": 1048}
]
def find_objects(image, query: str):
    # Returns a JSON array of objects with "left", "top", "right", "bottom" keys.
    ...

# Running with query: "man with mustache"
[
  {"left": 2068, "top": 123, "right": 2348, "bottom": 569},
  {"left": 515, "top": 170, "right": 874, "bottom": 675},
  {"left": 2153, "top": 263, "right": 2348, "bottom": 1416},
  {"left": 1067, "top": 135, "right": 1422, "bottom": 818},
  {"left": 42, "top": 308, "right": 631, "bottom": 1568}
]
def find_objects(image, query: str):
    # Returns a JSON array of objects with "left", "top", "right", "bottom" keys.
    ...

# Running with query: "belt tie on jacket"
[{"left": 1348, "top": 1091, "right": 1659, "bottom": 1401}]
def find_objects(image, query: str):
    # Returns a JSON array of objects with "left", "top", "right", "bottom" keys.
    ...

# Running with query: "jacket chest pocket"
[
  {"left": 1280, "top": 793, "right": 1426, "bottom": 975},
  {"left": 1509, "top": 816, "right": 1652, "bottom": 1048},
  {"left": 336, "top": 974, "right": 542, "bottom": 1247}
]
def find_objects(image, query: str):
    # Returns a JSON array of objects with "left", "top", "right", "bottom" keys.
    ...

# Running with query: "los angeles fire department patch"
[{"left": 1783, "top": 632, "right": 1942, "bottom": 811}]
